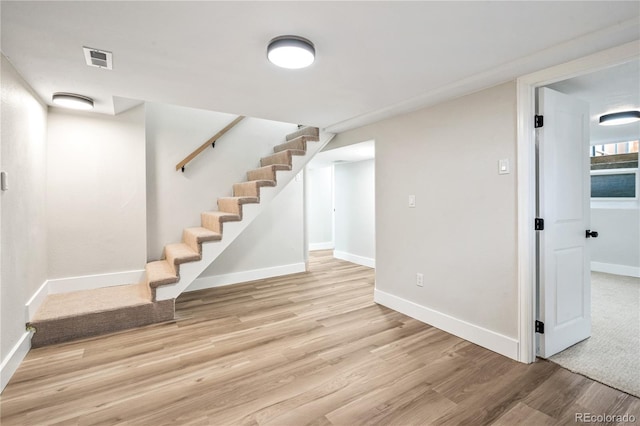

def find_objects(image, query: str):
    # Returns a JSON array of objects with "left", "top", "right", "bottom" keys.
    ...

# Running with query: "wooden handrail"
[{"left": 176, "top": 115, "right": 245, "bottom": 172}]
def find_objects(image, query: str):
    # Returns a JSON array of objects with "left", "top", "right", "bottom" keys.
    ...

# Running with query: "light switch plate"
[
  {"left": 409, "top": 195, "right": 416, "bottom": 208},
  {"left": 499, "top": 159, "right": 510, "bottom": 175}
]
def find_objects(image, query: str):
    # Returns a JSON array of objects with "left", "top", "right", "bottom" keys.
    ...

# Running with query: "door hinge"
[
  {"left": 535, "top": 218, "right": 544, "bottom": 231},
  {"left": 534, "top": 115, "right": 544, "bottom": 128},
  {"left": 535, "top": 320, "right": 545, "bottom": 334}
]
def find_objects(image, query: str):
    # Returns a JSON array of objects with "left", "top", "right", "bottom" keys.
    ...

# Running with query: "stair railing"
[{"left": 175, "top": 115, "right": 245, "bottom": 172}]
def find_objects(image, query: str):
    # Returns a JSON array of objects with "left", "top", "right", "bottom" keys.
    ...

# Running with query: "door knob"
[{"left": 586, "top": 230, "right": 599, "bottom": 238}]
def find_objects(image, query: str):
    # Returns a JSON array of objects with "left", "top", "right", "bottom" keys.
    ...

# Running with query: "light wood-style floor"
[{"left": 2, "top": 251, "right": 639, "bottom": 425}]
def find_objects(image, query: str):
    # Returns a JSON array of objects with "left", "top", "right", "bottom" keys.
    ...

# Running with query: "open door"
[{"left": 536, "top": 87, "right": 593, "bottom": 358}]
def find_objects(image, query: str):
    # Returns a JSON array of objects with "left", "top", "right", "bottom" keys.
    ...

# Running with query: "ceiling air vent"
[{"left": 83, "top": 47, "right": 112, "bottom": 70}]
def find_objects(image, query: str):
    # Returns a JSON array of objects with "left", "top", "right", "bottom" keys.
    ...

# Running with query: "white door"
[{"left": 537, "top": 87, "right": 592, "bottom": 358}]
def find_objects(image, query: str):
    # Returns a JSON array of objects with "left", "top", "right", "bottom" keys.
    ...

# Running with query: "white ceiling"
[
  {"left": 547, "top": 59, "right": 640, "bottom": 145},
  {"left": 1, "top": 1, "right": 639, "bottom": 132},
  {"left": 308, "top": 140, "right": 375, "bottom": 170}
]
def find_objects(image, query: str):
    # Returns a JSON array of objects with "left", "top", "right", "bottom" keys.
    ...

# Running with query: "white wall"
[
  {"left": 329, "top": 81, "right": 519, "bottom": 358},
  {"left": 145, "top": 103, "right": 305, "bottom": 285},
  {"left": 334, "top": 160, "right": 375, "bottom": 266},
  {"left": 306, "top": 166, "right": 333, "bottom": 250},
  {"left": 195, "top": 176, "right": 305, "bottom": 285},
  {"left": 591, "top": 207, "right": 640, "bottom": 276},
  {"left": 46, "top": 105, "right": 147, "bottom": 279},
  {"left": 1, "top": 55, "right": 48, "bottom": 384}
]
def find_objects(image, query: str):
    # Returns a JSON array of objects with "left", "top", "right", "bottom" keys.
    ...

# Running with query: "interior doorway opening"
[
  {"left": 537, "top": 61, "right": 639, "bottom": 396},
  {"left": 517, "top": 43, "right": 639, "bottom": 397},
  {"left": 304, "top": 140, "right": 376, "bottom": 269}
]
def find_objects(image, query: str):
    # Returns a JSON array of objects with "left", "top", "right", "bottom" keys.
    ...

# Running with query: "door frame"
[{"left": 516, "top": 40, "right": 640, "bottom": 363}]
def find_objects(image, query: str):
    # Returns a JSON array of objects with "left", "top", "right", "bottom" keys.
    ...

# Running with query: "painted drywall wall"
[
  {"left": 145, "top": 103, "right": 304, "bottom": 282},
  {"left": 591, "top": 207, "right": 640, "bottom": 275},
  {"left": 329, "top": 81, "right": 518, "bottom": 341},
  {"left": 306, "top": 166, "right": 333, "bottom": 249},
  {"left": 46, "top": 106, "right": 146, "bottom": 279},
  {"left": 200, "top": 176, "right": 305, "bottom": 278},
  {"left": 1, "top": 56, "right": 48, "bottom": 362},
  {"left": 334, "top": 160, "right": 375, "bottom": 265}
]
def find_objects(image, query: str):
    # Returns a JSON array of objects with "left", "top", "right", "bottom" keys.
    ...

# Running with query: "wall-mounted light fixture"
[
  {"left": 267, "top": 35, "right": 315, "bottom": 69},
  {"left": 599, "top": 110, "right": 640, "bottom": 126},
  {"left": 52, "top": 92, "right": 94, "bottom": 110}
]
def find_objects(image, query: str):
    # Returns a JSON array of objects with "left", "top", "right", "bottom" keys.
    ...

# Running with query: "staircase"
[{"left": 29, "top": 126, "right": 328, "bottom": 347}]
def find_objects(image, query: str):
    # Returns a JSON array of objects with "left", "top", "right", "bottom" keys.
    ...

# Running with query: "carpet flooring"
[{"left": 549, "top": 272, "right": 640, "bottom": 397}]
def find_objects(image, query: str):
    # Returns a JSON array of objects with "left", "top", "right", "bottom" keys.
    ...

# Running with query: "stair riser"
[
  {"left": 183, "top": 231, "right": 202, "bottom": 253},
  {"left": 261, "top": 151, "right": 291, "bottom": 167},
  {"left": 247, "top": 167, "right": 276, "bottom": 181},
  {"left": 273, "top": 137, "right": 308, "bottom": 153},
  {"left": 165, "top": 253, "right": 201, "bottom": 276},
  {"left": 201, "top": 213, "right": 240, "bottom": 234},
  {"left": 29, "top": 300, "right": 175, "bottom": 348},
  {"left": 233, "top": 182, "right": 259, "bottom": 197},
  {"left": 286, "top": 126, "right": 320, "bottom": 141},
  {"left": 182, "top": 229, "right": 222, "bottom": 253},
  {"left": 218, "top": 198, "right": 242, "bottom": 216},
  {"left": 201, "top": 213, "right": 223, "bottom": 233}
]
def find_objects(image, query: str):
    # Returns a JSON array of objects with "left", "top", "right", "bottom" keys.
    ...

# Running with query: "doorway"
[
  {"left": 305, "top": 141, "right": 376, "bottom": 268},
  {"left": 536, "top": 61, "right": 640, "bottom": 396},
  {"left": 517, "top": 42, "right": 639, "bottom": 362},
  {"left": 517, "top": 41, "right": 639, "bottom": 395}
]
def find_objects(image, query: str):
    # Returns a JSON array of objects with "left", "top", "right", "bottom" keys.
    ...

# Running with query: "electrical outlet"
[{"left": 416, "top": 273, "right": 424, "bottom": 287}]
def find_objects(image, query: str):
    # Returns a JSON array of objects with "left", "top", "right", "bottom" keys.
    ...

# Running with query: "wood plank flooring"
[{"left": 2, "top": 250, "right": 639, "bottom": 425}]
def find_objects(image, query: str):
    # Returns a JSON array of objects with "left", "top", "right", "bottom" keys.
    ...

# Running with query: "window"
[
  {"left": 590, "top": 141, "right": 639, "bottom": 202},
  {"left": 591, "top": 140, "right": 639, "bottom": 157},
  {"left": 591, "top": 170, "right": 637, "bottom": 198}
]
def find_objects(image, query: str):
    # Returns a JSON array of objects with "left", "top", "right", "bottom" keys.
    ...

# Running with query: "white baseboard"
[
  {"left": 1, "top": 330, "right": 34, "bottom": 394},
  {"left": 25, "top": 280, "right": 49, "bottom": 321},
  {"left": 374, "top": 289, "right": 519, "bottom": 361},
  {"left": 25, "top": 270, "right": 146, "bottom": 321},
  {"left": 187, "top": 263, "right": 307, "bottom": 292},
  {"left": 334, "top": 250, "right": 375, "bottom": 268},
  {"left": 309, "top": 242, "right": 334, "bottom": 251},
  {"left": 47, "top": 269, "right": 146, "bottom": 294},
  {"left": 591, "top": 261, "right": 640, "bottom": 278}
]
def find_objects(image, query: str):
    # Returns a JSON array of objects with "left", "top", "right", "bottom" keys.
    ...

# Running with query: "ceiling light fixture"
[
  {"left": 52, "top": 93, "right": 94, "bottom": 110},
  {"left": 267, "top": 35, "right": 315, "bottom": 69},
  {"left": 599, "top": 110, "right": 640, "bottom": 126}
]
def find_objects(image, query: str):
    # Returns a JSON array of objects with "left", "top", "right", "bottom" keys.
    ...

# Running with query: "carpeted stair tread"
[
  {"left": 32, "top": 284, "right": 150, "bottom": 322},
  {"left": 232, "top": 180, "right": 276, "bottom": 197},
  {"left": 164, "top": 243, "right": 201, "bottom": 273},
  {"left": 217, "top": 196, "right": 259, "bottom": 215},
  {"left": 286, "top": 126, "right": 319, "bottom": 141},
  {"left": 182, "top": 227, "right": 222, "bottom": 253},
  {"left": 146, "top": 260, "right": 178, "bottom": 288},
  {"left": 261, "top": 150, "right": 304, "bottom": 167},
  {"left": 201, "top": 211, "right": 241, "bottom": 233},
  {"left": 247, "top": 164, "right": 291, "bottom": 181},
  {"left": 273, "top": 135, "right": 318, "bottom": 153}
]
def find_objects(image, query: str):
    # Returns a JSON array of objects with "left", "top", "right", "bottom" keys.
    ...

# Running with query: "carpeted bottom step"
[{"left": 29, "top": 284, "right": 174, "bottom": 347}]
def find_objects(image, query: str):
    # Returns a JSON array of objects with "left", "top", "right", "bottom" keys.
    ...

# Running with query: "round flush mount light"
[
  {"left": 267, "top": 35, "right": 315, "bottom": 69},
  {"left": 599, "top": 110, "right": 640, "bottom": 126},
  {"left": 52, "top": 92, "right": 94, "bottom": 110}
]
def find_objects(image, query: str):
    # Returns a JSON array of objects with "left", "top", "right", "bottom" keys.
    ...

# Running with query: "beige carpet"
[{"left": 550, "top": 272, "right": 640, "bottom": 397}]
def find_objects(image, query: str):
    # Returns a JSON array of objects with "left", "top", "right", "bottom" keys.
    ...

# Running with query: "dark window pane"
[{"left": 591, "top": 173, "right": 636, "bottom": 198}]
